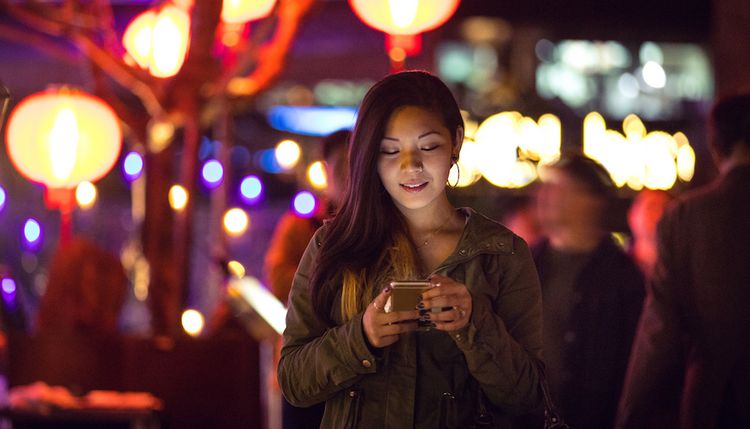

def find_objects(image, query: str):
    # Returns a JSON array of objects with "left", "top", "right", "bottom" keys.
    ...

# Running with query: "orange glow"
[
  {"left": 122, "top": 5, "right": 191, "bottom": 78},
  {"left": 5, "top": 89, "right": 122, "bottom": 190},
  {"left": 349, "top": 0, "right": 460, "bottom": 36},
  {"left": 221, "top": 0, "right": 276, "bottom": 24}
]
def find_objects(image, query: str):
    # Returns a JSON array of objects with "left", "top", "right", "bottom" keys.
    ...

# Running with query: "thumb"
[{"left": 371, "top": 284, "right": 392, "bottom": 312}]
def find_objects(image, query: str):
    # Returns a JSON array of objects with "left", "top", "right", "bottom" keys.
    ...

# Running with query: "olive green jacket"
[{"left": 279, "top": 208, "right": 544, "bottom": 428}]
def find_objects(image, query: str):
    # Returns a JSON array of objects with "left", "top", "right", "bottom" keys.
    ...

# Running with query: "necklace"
[{"left": 415, "top": 213, "right": 454, "bottom": 249}]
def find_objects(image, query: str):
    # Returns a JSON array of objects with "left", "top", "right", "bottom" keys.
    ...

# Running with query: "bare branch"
[
  {"left": 223, "top": 0, "right": 316, "bottom": 98},
  {"left": 73, "top": 33, "right": 166, "bottom": 117},
  {"left": 0, "top": 22, "right": 80, "bottom": 63}
]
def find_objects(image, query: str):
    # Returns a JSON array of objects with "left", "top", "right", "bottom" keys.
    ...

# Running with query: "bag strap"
[{"left": 537, "top": 361, "right": 569, "bottom": 429}]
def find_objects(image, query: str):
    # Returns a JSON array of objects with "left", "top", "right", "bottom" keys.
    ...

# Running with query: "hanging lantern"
[
  {"left": 349, "top": 0, "right": 460, "bottom": 36},
  {"left": 6, "top": 88, "right": 122, "bottom": 190},
  {"left": 5, "top": 88, "right": 122, "bottom": 241},
  {"left": 221, "top": 0, "right": 276, "bottom": 24},
  {"left": 122, "top": 4, "right": 191, "bottom": 78}
]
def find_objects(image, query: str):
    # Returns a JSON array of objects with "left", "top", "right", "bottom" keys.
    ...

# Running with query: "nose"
[{"left": 401, "top": 148, "right": 423, "bottom": 172}]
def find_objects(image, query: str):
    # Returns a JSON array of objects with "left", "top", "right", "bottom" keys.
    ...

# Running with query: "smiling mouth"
[{"left": 400, "top": 182, "right": 428, "bottom": 192}]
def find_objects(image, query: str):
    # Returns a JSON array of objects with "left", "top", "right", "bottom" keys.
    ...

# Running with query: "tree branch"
[{"left": 224, "top": 0, "right": 316, "bottom": 98}]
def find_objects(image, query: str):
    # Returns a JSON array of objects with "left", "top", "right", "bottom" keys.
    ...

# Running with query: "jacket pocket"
[{"left": 343, "top": 388, "right": 362, "bottom": 429}]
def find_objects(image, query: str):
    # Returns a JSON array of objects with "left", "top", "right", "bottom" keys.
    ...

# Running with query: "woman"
[{"left": 278, "top": 71, "right": 543, "bottom": 428}]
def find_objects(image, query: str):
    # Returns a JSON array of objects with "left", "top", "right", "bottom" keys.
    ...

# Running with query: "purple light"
[
  {"left": 202, "top": 160, "right": 224, "bottom": 189},
  {"left": 240, "top": 175, "right": 263, "bottom": 203},
  {"left": 23, "top": 218, "right": 42, "bottom": 250},
  {"left": 123, "top": 152, "right": 144, "bottom": 181},
  {"left": 292, "top": 191, "right": 317, "bottom": 217},
  {"left": 1, "top": 278, "right": 16, "bottom": 295},
  {"left": 0, "top": 185, "right": 6, "bottom": 212},
  {"left": 1, "top": 278, "right": 17, "bottom": 308}
]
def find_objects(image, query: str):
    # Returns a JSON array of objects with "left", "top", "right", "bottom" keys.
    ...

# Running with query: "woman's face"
[{"left": 377, "top": 106, "right": 459, "bottom": 213}]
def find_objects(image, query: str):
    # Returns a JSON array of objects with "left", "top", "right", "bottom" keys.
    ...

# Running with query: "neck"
[
  {"left": 548, "top": 226, "right": 605, "bottom": 252},
  {"left": 398, "top": 194, "right": 457, "bottom": 234}
]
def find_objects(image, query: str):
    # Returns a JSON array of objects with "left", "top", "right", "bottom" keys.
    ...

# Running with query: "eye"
[
  {"left": 421, "top": 142, "right": 443, "bottom": 151},
  {"left": 380, "top": 148, "right": 399, "bottom": 155}
]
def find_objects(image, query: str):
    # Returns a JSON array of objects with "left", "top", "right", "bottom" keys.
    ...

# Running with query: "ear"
[{"left": 452, "top": 127, "right": 464, "bottom": 161}]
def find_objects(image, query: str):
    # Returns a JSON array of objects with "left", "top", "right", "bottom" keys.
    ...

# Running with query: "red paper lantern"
[{"left": 349, "top": 0, "right": 460, "bottom": 36}]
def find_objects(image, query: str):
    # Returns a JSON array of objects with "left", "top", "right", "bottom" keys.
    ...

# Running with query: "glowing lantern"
[
  {"left": 349, "top": 0, "right": 461, "bottom": 35},
  {"left": 349, "top": 0, "right": 460, "bottom": 70},
  {"left": 221, "top": 0, "right": 276, "bottom": 24},
  {"left": 122, "top": 4, "right": 191, "bottom": 78},
  {"left": 6, "top": 89, "right": 122, "bottom": 190},
  {"left": 6, "top": 89, "right": 121, "bottom": 242}
]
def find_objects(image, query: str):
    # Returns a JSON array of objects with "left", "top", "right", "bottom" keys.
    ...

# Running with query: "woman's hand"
[
  {"left": 420, "top": 275, "right": 472, "bottom": 331},
  {"left": 363, "top": 286, "right": 420, "bottom": 348}
]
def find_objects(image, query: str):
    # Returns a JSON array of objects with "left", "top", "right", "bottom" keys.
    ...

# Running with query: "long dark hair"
[{"left": 310, "top": 71, "right": 464, "bottom": 324}]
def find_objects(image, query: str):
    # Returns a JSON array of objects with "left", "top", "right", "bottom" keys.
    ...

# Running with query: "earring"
[{"left": 448, "top": 162, "right": 460, "bottom": 188}]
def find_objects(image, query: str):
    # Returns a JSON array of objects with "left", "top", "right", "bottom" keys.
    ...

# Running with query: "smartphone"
[
  {"left": 385, "top": 281, "right": 434, "bottom": 330},
  {"left": 386, "top": 281, "right": 431, "bottom": 312}
]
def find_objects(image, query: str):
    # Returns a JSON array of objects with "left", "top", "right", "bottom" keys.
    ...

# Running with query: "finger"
[
  {"left": 422, "top": 281, "right": 462, "bottom": 300},
  {"left": 379, "top": 310, "right": 420, "bottom": 325},
  {"left": 421, "top": 295, "right": 458, "bottom": 310},
  {"left": 371, "top": 285, "right": 393, "bottom": 313},
  {"left": 428, "top": 307, "right": 462, "bottom": 323}
]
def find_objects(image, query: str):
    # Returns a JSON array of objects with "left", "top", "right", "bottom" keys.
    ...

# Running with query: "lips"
[{"left": 400, "top": 182, "right": 428, "bottom": 192}]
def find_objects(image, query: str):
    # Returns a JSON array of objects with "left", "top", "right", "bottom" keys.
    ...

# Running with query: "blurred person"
[
  {"left": 616, "top": 94, "right": 750, "bottom": 429},
  {"left": 37, "top": 238, "right": 127, "bottom": 336},
  {"left": 532, "top": 154, "right": 644, "bottom": 429},
  {"left": 278, "top": 71, "right": 544, "bottom": 428},
  {"left": 502, "top": 194, "right": 542, "bottom": 247},
  {"left": 627, "top": 189, "right": 673, "bottom": 278},
  {"left": 264, "top": 129, "right": 350, "bottom": 429}
]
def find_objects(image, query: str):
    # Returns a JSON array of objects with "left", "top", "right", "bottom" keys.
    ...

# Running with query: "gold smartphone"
[
  {"left": 386, "top": 281, "right": 431, "bottom": 312},
  {"left": 385, "top": 281, "right": 434, "bottom": 330}
]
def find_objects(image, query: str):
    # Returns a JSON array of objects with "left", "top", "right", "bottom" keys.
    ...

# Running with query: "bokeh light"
[
  {"left": 169, "top": 185, "right": 189, "bottom": 211},
  {"left": 240, "top": 175, "right": 263, "bottom": 203},
  {"left": 255, "top": 149, "right": 284, "bottom": 173},
  {"left": 181, "top": 309, "right": 205, "bottom": 337},
  {"left": 642, "top": 61, "right": 666, "bottom": 89},
  {"left": 123, "top": 151, "right": 144, "bottom": 181},
  {"left": 227, "top": 260, "right": 246, "bottom": 278},
  {"left": 275, "top": 140, "right": 301, "bottom": 170},
  {"left": 1, "top": 277, "right": 16, "bottom": 305},
  {"left": 223, "top": 208, "right": 250, "bottom": 236},
  {"left": 0, "top": 186, "right": 6, "bottom": 212},
  {"left": 75, "top": 181, "right": 97, "bottom": 209},
  {"left": 23, "top": 218, "right": 42, "bottom": 249},
  {"left": 1, "top": 278, "right": 16, "bottom": 295},
  {"left": 307, "top": 161, "right": 327, "bottom": 190},
  {"left": 292, "top": 191, "right": 317, "bottom": 217},
  {"left": 202, "top": 160, "right": 224, "bottom": 188}
]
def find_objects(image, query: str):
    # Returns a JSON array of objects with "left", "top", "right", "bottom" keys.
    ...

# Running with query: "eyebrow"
[{"left": 381, "top": 131, "right": 443, "bottom": 142}]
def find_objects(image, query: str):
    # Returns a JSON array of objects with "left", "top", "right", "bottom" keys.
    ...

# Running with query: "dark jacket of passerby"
[
  {"left": 532, "top": 237, "right": 644, "bottom": 429},
  {"left": 616, "top": 165, "right": 750, "bottom": 429}
]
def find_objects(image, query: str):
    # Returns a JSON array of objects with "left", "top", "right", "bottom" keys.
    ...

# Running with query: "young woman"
[{"left": 278, "top": 71, "right": 544, "bottom": 428}]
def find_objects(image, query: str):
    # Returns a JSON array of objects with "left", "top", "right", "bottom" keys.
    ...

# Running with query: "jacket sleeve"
[
  {"left": 449, "top": 236, "right": 544, "bottom": 414},
  {"left": 278, "top": 230, "right": 379, "bottom": 407},
  {"left": 615, "top": 207, "right": 684, "bottom": 428}
]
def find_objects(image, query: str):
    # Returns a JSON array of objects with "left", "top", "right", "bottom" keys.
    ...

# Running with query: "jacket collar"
[{"left": 436, "top": 207, "right": 515, "bottom": 271}]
